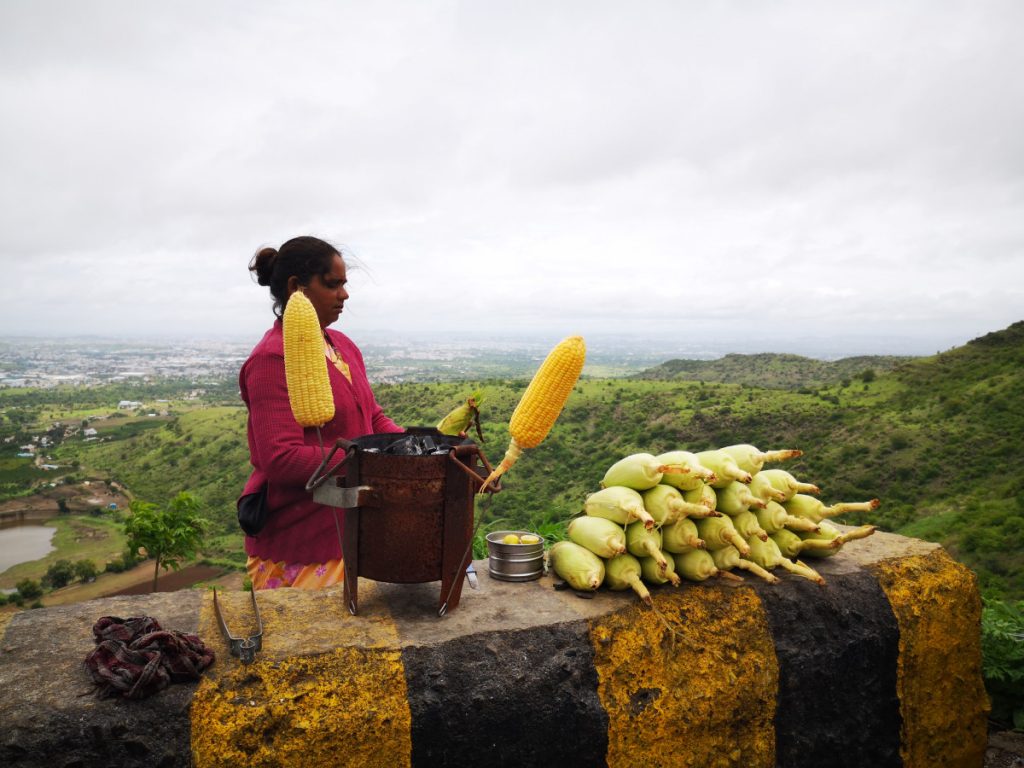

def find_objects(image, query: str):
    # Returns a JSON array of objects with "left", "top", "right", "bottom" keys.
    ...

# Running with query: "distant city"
[
  {"left": 0, "top": 338, "right": 251, "bottom": 389},
  {"left": 0, "top": 331, "right": 934, "bottom": 388},
  {"left": 0, "top": 335, "right": 670, "bottom": 387}
]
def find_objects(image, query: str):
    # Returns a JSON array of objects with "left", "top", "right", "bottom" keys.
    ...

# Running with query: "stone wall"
[{"left": 0, "top": 531, "right": 988, "bottom": 767}]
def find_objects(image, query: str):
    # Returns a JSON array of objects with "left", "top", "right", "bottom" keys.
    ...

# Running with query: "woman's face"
[{"left": 289, "top": 253, "right": 349, "bottom": 329}]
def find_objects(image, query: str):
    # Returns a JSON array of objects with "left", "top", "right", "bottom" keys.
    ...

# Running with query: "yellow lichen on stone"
[
  {"left": 870, "top": 549, "right": 988, "bottom": 768},
  {"left": 191, "top": 646, "right": 412, "bottom": 767},
  {"left": 589, "top": 585, "right": 778, "bottom": 768},
  {"left": 191, "top": 587, "right": 412, "bottom": 767},
  {"left": 200, "top": 584, "right": 404, "bottom": 659},
  {"left": 0, "top": 611, "right": 14, "bottom": 641}
]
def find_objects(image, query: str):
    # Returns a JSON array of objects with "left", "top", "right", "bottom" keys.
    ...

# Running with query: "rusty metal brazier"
[{"left": 310, "top": 427, "right": 499, "bottom": 616}]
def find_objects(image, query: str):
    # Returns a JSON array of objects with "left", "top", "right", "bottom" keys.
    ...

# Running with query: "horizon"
[
  {"left": 2, "top": 2, "right": 1022, "bottom": 349},
  {"left": 2, "top": 317, "right": 1018, "bottom": 362}
]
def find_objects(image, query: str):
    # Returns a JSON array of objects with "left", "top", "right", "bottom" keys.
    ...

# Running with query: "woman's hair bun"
[
  {"left": 249, "top": 246, "right": 279, "bottom": 286},
  {"left": 251, "top": 236, "right": 339, "bottom": 317}
]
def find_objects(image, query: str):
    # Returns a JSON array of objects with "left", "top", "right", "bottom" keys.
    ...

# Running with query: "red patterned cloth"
[{"left": 83, "top": 616, "right": 215, "bottom": 700}]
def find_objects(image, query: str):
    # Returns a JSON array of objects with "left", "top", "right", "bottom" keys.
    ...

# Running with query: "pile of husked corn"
[{"left": 550, "top": 444, "right": 880, "bottom": 603}]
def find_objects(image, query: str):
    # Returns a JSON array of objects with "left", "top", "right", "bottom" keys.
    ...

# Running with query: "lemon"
[
  {"left": 501, "top": 534, "right": 520, "bottom": 545},
  {"left": 519, "top": 534, "right": 541, "bottom": 545}
]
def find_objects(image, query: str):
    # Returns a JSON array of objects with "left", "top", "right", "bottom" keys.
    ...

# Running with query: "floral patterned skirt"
[{"left": 246, "top": 556, "right": 345, "bottom": 590}]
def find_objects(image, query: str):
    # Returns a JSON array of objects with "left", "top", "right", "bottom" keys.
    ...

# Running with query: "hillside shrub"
[
  {"left": 74, "top": 559, "right": 98, "bottom": 583},
  {"left": 15, "top": 579, "right": 43, "bottom": 601},
  {"left": 104, "top": 550, "right": 141, "bottom": 574},
  {"left": 42, "top": 560, "right": 75, "bottom": 589},
  {"left": 889, "top": 433, "right": 911, "bottom": 451},
  {"left": 981, "top": 598, "right": 1024, "bottom": 730}
]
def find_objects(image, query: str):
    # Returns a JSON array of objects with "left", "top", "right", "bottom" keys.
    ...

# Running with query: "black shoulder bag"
[{"left": 237, "top": 486, "right": 269, "bottom": 536}]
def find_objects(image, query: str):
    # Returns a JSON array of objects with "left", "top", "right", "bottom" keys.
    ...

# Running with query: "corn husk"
[
  {"left": 745, "top": 535, "right": 825, "bottom": 585},
  {"left": 715, "top": 480, "right": 768, "bottom": 516},
  {"left": 784, "top": 494, "right": 880, "bottom": 525},
  {"left": 757, "top": 469, "right": 820, "bottom": 502},
  {"left": 694, "top": 515, "right": 750, "bottom": 555},
  {"left": 695, "top": 449, "right": 752, "bottom": 488},
  {"left": 721, "top": 444, "right": 803, "bottom": 475},
  {"left": 625, "top": 520, "right": 670, "bottom": 574},
  {"left": 673, "top": 549, "right": 719, "bottom": 582},
  {"left": 755, "top": 501, "right": 820, "bottom": 535},
  {"left": 604, "top": 553, "right": 652, "bottom": 605},
  {"left": 640, "top": 553, "right": 681, "bottom": 586},
  {"left": 549, "top": 540, "right": 605, "bottom": 591},
  {"left": 710, "top": 545, "right": 779, "bottom": 584},
  {"left": 584, "top": 486, "right": 656, "bottom": 529},
  {"left": 567, "top": 515, "right": 627, "bottom": 559},
  {"left": 654, "top": 450, "right": 716, "bottom": 491},
  {"left": 661, "top": 518, "right": 705, "bottom": 554}
]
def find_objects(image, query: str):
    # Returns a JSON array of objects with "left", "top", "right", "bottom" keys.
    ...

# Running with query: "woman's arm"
[{"left": 369, "top": 399, "right": 403, "bottom": 434}]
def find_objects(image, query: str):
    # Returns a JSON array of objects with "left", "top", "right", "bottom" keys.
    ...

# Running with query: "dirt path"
[
  {"left": 108, "top": 564, "right": 227, "bottom": 595},
  {"left": 38, "top": 562, "right": 245, "bottom": 606},
  {"left": 0, "top": 481, "right": 129, "bottom": 520}
]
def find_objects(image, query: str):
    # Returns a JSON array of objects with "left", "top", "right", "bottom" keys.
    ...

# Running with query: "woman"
[{"left": 239, "top": 236, "right": 403, "bottom": 590}]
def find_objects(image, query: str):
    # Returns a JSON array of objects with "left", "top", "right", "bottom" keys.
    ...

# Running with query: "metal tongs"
[{"left": 213, "top": 588, "right": 263, "bottom": 665}]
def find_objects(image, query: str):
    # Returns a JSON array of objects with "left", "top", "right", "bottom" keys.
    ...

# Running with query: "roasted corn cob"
[
  {"left": 480, "top": 335, "right": 585, "bottom": 491},
  {"left": 283, "top": 290, "right": 334, "bottom": 427}
]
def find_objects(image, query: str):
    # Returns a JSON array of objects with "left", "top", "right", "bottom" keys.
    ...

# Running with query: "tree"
[
  {"left": 15, "top": 579, "right": 43, "bottom": 601},
  {"left": 42, "top": 559, "right": 75, "bottom": 589},
  {"left": 74, "top": 559, "right": 98, "bottom": 583},
  {"left": 124, "top": 491, "right": 208, "bottom": 592}
]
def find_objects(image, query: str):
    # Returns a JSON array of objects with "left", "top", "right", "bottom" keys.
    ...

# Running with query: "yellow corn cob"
[
  {"left": 480, "top": 335, "right": 585, "bottom": 491},
  {"left": 283, "top": 290, "right": 335, "bottom": 427}
]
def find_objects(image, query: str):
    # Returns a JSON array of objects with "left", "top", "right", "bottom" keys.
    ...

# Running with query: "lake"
[{"left": 0, "top": 524, "right": 56, "bottom": 574}]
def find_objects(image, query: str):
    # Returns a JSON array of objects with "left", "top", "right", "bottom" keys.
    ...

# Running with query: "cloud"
[{"left": 0, "top": 0, "right": 1021, "bottom": 353}]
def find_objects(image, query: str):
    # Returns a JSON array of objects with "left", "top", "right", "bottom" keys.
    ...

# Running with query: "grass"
[
  {"left": 898, "top": 510, "right": 962, "bottom": 541},
  {"left": 35, "top": 561, "right": 157, "bottom": 605},
  {"left": 0, "top": 456, "right": 44, "bottom": 488}
]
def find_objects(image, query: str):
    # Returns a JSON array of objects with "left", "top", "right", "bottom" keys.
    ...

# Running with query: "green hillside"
[
  {"left": 637, "top": 352, "right": 911, "bottom": 389},
  {"left": 52, "top": 322, "right": 1024, "bottom": 598},
  {"left": 56, "top": 406, "right": 251, "bottom": 561}
]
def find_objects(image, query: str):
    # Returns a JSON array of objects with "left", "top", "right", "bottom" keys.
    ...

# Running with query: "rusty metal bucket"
[{"left": 309, "top": 427, "right": 499, "bottom": 616}]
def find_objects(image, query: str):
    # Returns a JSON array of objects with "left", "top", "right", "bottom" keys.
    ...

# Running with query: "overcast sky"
[{"left": 1, "top": 1, "right": 1021, "bottom": 356}]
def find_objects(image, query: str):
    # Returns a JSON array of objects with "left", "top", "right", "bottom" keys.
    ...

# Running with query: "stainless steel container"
[{"left": 486, "top": 530, "right": 545, "bottom": 582}]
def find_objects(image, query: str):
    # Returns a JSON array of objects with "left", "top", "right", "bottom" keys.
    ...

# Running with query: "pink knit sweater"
[{"left": 239, "top": 320, "right": 402, "bottom": 564}]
